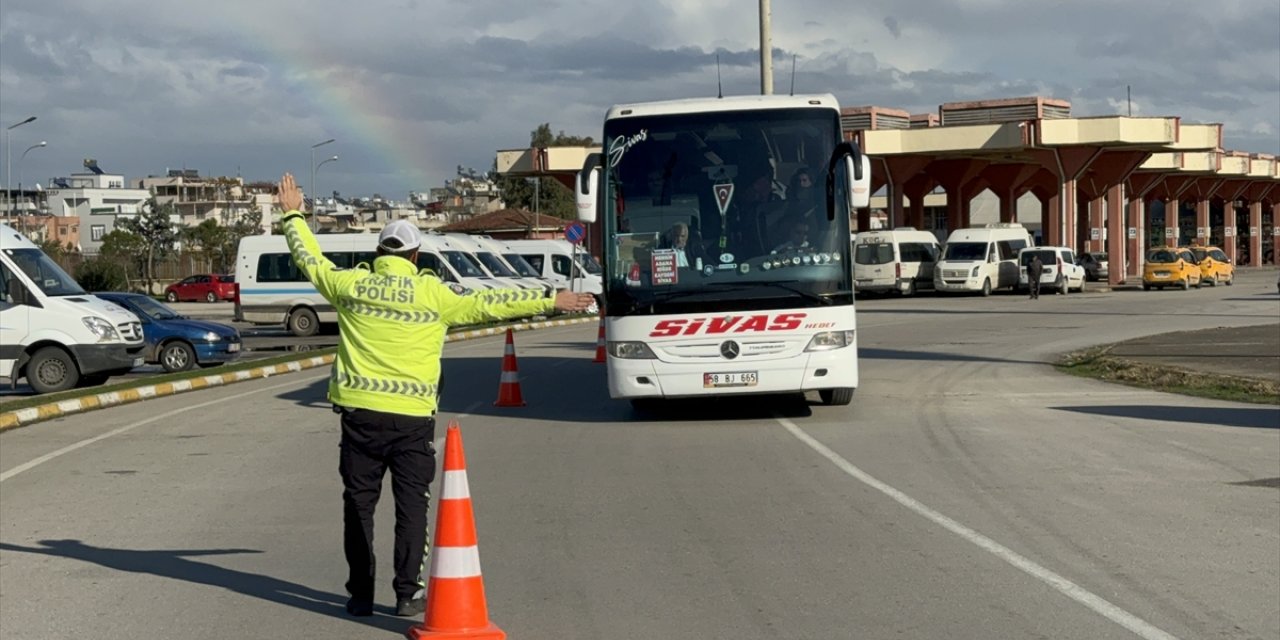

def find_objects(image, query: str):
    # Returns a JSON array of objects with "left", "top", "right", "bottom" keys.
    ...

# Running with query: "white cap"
[{"left": 378, "top": 220, "right": 421, "bottom": 252}]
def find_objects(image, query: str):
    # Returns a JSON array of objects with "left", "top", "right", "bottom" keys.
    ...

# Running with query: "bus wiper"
[{"left": 648, "top": 281, "right": 841, "bottom": 306}]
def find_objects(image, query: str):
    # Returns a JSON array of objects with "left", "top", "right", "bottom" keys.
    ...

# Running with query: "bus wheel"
[
  {"left": 980, "top": 278, "right": 992, "bottom": 297},
  {"left": 819, "top": 388, "right": 854, "bottom": 406},
  {"left": 288, "top": 307, "right": 319, "bottom": 337}
]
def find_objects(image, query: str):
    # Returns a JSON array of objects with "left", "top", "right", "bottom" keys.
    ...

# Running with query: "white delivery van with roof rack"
[
  {"left": 933, "top": 223, "right": 1033, "bottom": 295},
  {"left": 853, "top": 227, "right": 941, "bottom": 295},
  {"left": 0, "top": 223, "right": 146, "bottom": 393}
]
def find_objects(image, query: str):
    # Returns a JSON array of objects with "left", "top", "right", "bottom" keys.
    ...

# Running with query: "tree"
[
  {"left": 116, "top": 198, "right": 177, "bottom": 294},
  {"left": 99, "top": 229, "right": 149, "bottom": 291},
  {"left": 492, "top": 123, "right": 595, "bottom": 220}
]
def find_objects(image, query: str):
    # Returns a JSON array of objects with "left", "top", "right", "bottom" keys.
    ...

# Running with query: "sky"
[{"left": 1, "top": 0, "right": 1277, "bottom": 200}]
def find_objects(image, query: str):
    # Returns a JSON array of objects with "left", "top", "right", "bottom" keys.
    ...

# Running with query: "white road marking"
[
  {"left": 0, "top": 374, "right": 330, "bottom": 484},
  {"left": 777, "top": 417, "right": 1180, "bottom": 640}
]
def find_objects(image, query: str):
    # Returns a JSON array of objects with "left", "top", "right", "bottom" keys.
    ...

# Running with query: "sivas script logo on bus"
[{"left": 648, "top": 313, "right": 807, "bottom": 337}]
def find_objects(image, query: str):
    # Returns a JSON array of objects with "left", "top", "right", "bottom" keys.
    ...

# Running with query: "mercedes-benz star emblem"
[{"left": 720, "top": 340, "right": 740, "bottom": 360}]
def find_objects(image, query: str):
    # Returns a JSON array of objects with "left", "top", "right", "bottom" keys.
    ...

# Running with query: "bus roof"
[{"left": 605, "top": 93, "right": 840, "bottom": 121}]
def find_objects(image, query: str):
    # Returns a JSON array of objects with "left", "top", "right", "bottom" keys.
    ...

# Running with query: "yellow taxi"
[
  {"left": 1188, "top": 245, "right": 1234, "bottom": 286},
  {"left": 1143, "top": 247, "right": 1202, "bottom": 291}
]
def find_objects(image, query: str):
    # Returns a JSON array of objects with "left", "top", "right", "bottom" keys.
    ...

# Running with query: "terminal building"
[{"left": 497, "top": 95, "right": 1278, "bottom": 286}]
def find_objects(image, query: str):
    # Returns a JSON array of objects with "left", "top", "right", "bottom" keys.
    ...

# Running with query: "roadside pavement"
[{"left": 1107, "top": 323, "right": 1280, "bottom": 384}]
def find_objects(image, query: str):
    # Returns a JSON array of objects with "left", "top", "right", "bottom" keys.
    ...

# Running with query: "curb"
[{"left": 0, "top": 315, "right": 597, "bottom": 433}]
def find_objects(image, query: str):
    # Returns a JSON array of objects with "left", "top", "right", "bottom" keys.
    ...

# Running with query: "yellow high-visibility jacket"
[{"left": 282, "top": 213, "right": 555, "bottom": 416}]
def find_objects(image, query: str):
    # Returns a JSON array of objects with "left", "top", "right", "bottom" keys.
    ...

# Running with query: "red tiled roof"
[{"left": 438, "top": 208, "right": 570, "bottom": 233}]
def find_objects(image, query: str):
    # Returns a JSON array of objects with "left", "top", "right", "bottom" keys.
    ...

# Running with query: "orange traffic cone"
[
  {"left": 405, "top": 422, "right": 507, "bottom": 640},
  {"left": 493, "top": 328, "right": 525, "bottom": 407},
  {"left": 592, "top": 316, "right": 607, "bottom": 363}
]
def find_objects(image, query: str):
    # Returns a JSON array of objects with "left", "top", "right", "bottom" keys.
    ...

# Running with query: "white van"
[
  {"left": 0, "top": 223, "right": 146, "bottom": 393},
  {"left": 438, "top": 233, "right": 546, "bottom": 291},
  {"left": 934, "top": 223, "right": 1034, "bottom": 296},
  {"left": 236, "top": 232, "right": 501, "bottom": 336},
  {"left": 418, "top": 235, "right": 514, "bottom": 292},
  {"left": 506, "top": 239, "right": 603, "bottom": 296},
  {"left": 853, "top": 228, "right": 941, "bottom": 296},
  {"left": 469, "top": 235, "right": 555, "bottom": 291}
]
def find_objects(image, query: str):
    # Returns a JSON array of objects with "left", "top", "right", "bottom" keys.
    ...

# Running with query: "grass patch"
[{"left": 1056, "top": 347, "right": 1280, "bottom": 405}]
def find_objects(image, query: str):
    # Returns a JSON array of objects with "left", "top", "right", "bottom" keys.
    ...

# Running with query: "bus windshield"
[{"left": 602, "top": 107, "right": 851, "bottom": 315}]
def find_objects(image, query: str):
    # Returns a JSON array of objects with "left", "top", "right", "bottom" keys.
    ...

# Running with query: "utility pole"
[{"left": 759, "top": 0, "right": 773, "bottom": 95}]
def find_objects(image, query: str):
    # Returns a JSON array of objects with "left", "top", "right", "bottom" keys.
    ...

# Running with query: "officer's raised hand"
[
  {"left": 278, "top": 173, "right": 306, "bottom": 213},
  {"left": 553, "top": 291, "right": 596, "bottom": 313}
]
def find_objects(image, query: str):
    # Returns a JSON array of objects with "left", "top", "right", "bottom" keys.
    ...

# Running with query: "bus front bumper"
[{"left": 607, "top": 347, "right": 858, "bottom": 399}]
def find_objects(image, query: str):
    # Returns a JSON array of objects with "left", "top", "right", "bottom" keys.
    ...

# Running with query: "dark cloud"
[
  {"left": 1, "top": 0, "right": 1275, "bottom": 197},
  {"left": 883, "top": 16, "right": 901, "bottom": 39}
]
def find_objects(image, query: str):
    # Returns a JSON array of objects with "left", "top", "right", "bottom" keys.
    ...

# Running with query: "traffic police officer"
[{"left": 276, "top": 173, "right": 594, "bottom": 617}]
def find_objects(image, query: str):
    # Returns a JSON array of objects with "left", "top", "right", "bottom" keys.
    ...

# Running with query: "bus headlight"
[
  {"left": 805, "top": 330, "right": 856, "bottom": 352},
  {"left": 608, "top": 341, "right": 657, "bottom": 359},
  {"left": 971, "top": 266, "right": 981, "bottom": 277},
  {"left": 82, "top": 316, "right": 119, "bottom": 342}
]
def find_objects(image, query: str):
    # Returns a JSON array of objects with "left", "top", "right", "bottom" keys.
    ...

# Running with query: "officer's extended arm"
[
  {"left": 436, "top": 285, "right": 557, "bottom": 327},
  {"left": 280, "top": 212, "right": 347, "bottom": 301}
]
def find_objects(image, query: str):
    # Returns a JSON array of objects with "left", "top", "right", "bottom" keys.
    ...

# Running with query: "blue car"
[{"left": 94, "top": 292, "right": 243, "bottom": 373}]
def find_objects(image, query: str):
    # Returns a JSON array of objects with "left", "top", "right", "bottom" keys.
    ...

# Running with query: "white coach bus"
[{"left": 574, "top": 93, "right": 871, "bottom": 407}]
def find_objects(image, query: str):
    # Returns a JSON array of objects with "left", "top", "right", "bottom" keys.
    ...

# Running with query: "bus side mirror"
[
  {"left": 846, "top": 154, "right": 871, "bottom": 210},
  {"left": 576, "top": 153, "right": 602, "bottom": 224},
  {"left": 826, "top": 142, "right": 872, "bottom": 221}
]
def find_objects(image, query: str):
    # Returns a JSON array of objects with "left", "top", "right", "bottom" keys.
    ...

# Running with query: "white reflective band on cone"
[
  {"left": 429, "top": 545, "right": 483, "bottom": 579},
  {"left": 500, "top": 372, "right": 520, "bottom": 383},
  {"left": 441, "top": 470, "right": 471, "bottom": 500}
]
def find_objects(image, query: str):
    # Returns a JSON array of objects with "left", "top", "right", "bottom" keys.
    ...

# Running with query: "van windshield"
[
  {"left": 3, "top": 248, "right": 86, "bottom": 296},
  {"left": 576, "top": 252, "right": 602, "bottom": 275},
  {"left": 943, "top": 242, "right": 987, "bottom": 261},
  {"left": 441, "top": 251, "right": 489, "bottom": 279},
  {"left": 475, "top": 252, "right": 519, "bottom": 278},
  {"left": 503, "top": 253, "right": 542, "bottom": 278},
  {"left": 854, "top": 243, "right": 894, "bottom": 265}
]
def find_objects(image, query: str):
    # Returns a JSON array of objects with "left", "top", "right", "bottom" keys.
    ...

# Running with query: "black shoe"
[
  {"left": 395, "top": 597, "right": 425, "bottom": 617},
  {"left": 346, "top": 598, "right": 374, "bottom": 617}
]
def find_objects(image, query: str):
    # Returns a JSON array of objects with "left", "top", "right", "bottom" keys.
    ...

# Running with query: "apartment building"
[{"left": 43, "top": 160, "right": 153, "bottom": 253}]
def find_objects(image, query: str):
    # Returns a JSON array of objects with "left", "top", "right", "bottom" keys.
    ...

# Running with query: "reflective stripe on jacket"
[{"left": 282, "top": 213, "right": 555, "bottom": 416}]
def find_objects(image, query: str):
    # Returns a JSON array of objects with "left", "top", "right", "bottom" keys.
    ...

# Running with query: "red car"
[{"left": 165, "top": 274, "right": 236, "bottom": 303}]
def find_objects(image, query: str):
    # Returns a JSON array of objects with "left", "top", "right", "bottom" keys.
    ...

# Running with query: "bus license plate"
[{"left": 703, "top": 372, "right": 758, "bottom": 388}]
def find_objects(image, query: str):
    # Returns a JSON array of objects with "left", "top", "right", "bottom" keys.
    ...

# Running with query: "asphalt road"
[{"left": 1, "top": 271, "right": 1277, "bottom": 640}]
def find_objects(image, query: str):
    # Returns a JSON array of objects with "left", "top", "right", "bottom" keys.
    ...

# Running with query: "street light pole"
[
  {"left": 6, "top": 116, "right": 37, "bottom": 218},
  {"left": 17, "top": 141, "right": 48, "bottom": 214},
  {"left": 314, "top": 155, "right": 338, "bottom": 229},
  {"left": 310, "top": 138, "right": 335, "bottom": 231}
]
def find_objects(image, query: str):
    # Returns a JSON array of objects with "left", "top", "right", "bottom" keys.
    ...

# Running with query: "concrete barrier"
[{"left": 0, "top": 315, "right": 597, "bottom": 432}]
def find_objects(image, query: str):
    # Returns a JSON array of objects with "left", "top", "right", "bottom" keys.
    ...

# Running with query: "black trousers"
[{"left": 338, "top": 407, "right": 436, "bottom": 602}]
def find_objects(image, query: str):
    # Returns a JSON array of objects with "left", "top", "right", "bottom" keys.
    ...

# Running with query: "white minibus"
[
  {"left": 933, "top": 223, "right": 1033, "bottom": 295},
  {"left": 853, "top": 228, "right": 941, "bottom": 295}
]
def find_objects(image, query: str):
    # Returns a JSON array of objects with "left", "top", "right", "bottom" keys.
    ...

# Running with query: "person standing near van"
[
  {"left": 275, "top": 173, "right": 594, "bottom": 618},
  {"left": 1028, "top": 254, "right": 1044, "bottom": 299}
]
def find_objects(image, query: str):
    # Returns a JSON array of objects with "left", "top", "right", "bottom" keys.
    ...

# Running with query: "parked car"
[
  {"left": 1018, "top": 246, "right": 1086, "bottom": 294},
  {"left": 165, "top": 274, "right": 236, "bottom": 303},
  {"left": 1142, "top": 248, "right": 1201, "bottom": 291},
  {"left": 1077, "top": 252, "right": 1109, "bottom": 281},
  {"left": 94, "top": 292, "right": 243, "bottom": 372},
  {"left": 1187, "top": 245, "right": 1234, "bottom": 286}
]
